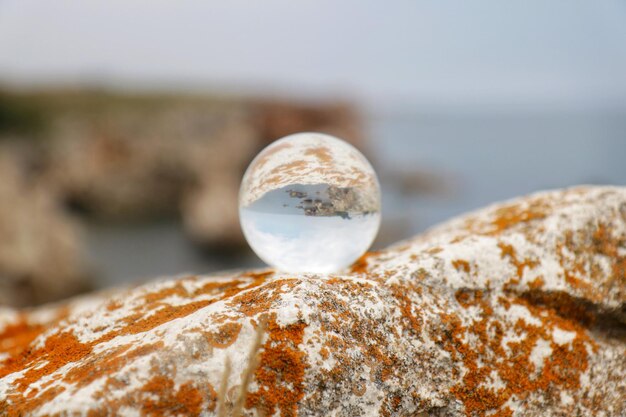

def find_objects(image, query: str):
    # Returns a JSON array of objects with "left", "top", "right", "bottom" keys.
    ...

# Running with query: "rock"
[
  {"left": 0, "top": 148, "right": 91, "bottom": 307},
  {"left": 42, "top": 97, "right": 258, "bottom": 222},
  {"left": 253, "top": 99, "right": 363, "bottom": 148},
  {"left": 0, "top": 89, "right": 365, "bottom": 249},
  {"left": 181, "top": 173, "right": 244, "bottom": 249},
  {"left": 0, "top": 186, "right": 623, "bottom": 416}
]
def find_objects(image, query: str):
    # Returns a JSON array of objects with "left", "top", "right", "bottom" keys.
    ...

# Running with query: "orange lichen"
[
  {"left": 263, "top": 160, "right": 308, "bottom": 187},
  {"left": 452, "top": 259, "right": 471, "bottom": 273},
  {"left": 0, "top": 316, "right": 45, "bottom": 361},
  {"left": 445, "top": 289, "right": 594, "bottom": 416},
  {"left": 106, "top": 300, "right": 123, "bottom": 311},
  {"left": 350, "top": 251, "right": 378, "bottom": 274},
  {"left": 492, "top": 406, "right": 513, "bottom": 417},
  {"left": 592, "top": 224, "right": 626, "bottom": 290},
  {"left": 426, "top": 246, "right": 443, "bottom": 255},
  {"left": 528, "top": 276, "right": 544, "bottom": 290},
  {"left": 141, "top": 281, "right": 190, "bottom": 304},
  {"left": 11, "top": 331, "right": 91, "bottom": 391},
  {"left": 555, "top": 232, "right": 594, "bottom": 294},
  {"left": 552, "top": 223, "right": 626, "bottom": 300},
  {"left": 498, "top": 242, "right": 538, "bottom": 280},
  {"left": 0, "top": 386, "right": 66, "bottom": 417},
  {"left": 205, "top": 322, "right": 243, "bottom": 348},
  {"left": 2, "top": 188, "right": 624, "bottom": 416},
  {"left": 304, "top": 145, "right": 333, "bottom": 164},
  {"left": 87, "top": 370, "right": 216, "bottom": 417},
  {"left": 488, "top": 200, "right": 548, "bottom": 234},
  {"left": 0, "top": 307, "right": 69, "bottom": 371},
  {"left": 140, "top": 375, "right": 205, "bottom": 416},
  {"left": 390, "top": 283, "right": 422, "bottom": 336},
  {"left": 246, "top": 315, "right": 307, "bottom": 417},
  {"left": 228, "top": 278, "right": 298, "bottom": 317},
  {"left": 120, "top": 300, "right": 212, "bottom": 336},
  {"left": 196, "top": 273, "right": 269, "bottom": 300},
  {"left": 0, "top": 276, "right": 272, "bottom": 415},
  {"left": 380, "top": 394, "right": 403, "bottom": 417},
  {"left": 116, "top": 275, "right": 271, "bottom": 338},
  {"left": 319, "top": 347, "right": 329, "bottom": 360},
  {"left": 66, "top": 341, "right": 165, "bottom": 389}
]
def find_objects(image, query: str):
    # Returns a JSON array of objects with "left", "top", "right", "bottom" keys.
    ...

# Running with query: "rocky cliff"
[{"left": 0, "top": 151, "right": 90, "bottom": 307}]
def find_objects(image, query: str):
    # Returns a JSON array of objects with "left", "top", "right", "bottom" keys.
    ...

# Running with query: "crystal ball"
[{"left": 239, "top": 132, "right": 381, "bottom": 273}]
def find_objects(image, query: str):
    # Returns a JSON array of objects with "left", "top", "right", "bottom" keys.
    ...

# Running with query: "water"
[
  {"left": 85, "top": 220, "right": 261, "bottom": 287},
  {"left": 368, "top": 110, "right": 626, "bottom": 235}
]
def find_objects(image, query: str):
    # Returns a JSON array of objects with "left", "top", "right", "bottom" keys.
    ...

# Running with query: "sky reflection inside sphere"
[{"left": 239, "top": 133, "right": 381, "bottom": 273}]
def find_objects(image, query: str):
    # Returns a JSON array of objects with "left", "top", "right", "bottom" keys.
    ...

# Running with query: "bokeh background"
[{"left": 1, "top": 0, "right": 625, "bottom": 306}]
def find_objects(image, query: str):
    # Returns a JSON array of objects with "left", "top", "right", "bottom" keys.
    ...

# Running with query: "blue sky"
[{"left": 1, "top": 0, "right": 625, "bottom": 107}]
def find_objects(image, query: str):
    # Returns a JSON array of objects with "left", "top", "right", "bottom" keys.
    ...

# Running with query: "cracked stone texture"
[{"left": 0, "top": 186, "right": 624, "bottom": 416}]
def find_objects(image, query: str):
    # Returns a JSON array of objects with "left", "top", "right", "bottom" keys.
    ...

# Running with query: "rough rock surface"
[
  {"left": 0, "top": 186, "right": 624, "bottom": 416},
  {"left": 0, "top": 150, "right": 90, "bottom": 308}
]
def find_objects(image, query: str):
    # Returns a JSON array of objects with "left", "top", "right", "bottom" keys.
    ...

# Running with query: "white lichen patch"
[
  {"left": 529, "top": 338, "right": 553, "bottom": 371},
  {"left": 552, "top": 327, "right": 577, "bottom": 345}
]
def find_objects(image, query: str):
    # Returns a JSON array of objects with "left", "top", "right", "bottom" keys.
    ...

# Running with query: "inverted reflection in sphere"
[{"left": 239, "top": 132, "right": 381, "bottom": 273}]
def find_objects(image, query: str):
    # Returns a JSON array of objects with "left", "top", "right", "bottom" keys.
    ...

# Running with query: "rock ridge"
[{"left": 0, "top": 186, "right": 624, "bottom": 416}]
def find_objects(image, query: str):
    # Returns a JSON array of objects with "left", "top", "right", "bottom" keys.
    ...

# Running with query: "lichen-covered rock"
[
  {"left": 0, "top": 150, "right": 91, "bottom": 307},
  {"left": 0, "top": 186, "right": 624, "bottom": 416}
]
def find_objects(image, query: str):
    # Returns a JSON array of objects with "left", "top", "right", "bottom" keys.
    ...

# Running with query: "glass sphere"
[{"left": 239, "top": 132, "right": 381, "bottom": 273}]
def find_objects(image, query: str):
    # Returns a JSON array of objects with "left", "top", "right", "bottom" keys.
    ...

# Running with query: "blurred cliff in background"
[{"left": 0, "top": 88, "right": 364, "bottom": 305}]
